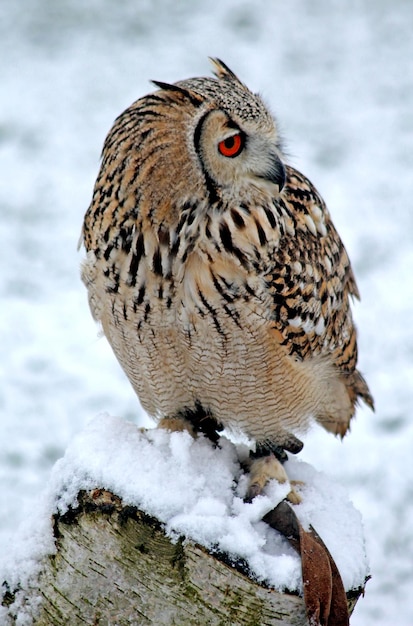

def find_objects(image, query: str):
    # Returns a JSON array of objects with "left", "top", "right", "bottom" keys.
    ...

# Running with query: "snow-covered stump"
[
  {"left": 0, "top": 416, "right": 370, "bottom": 625},
  {"left": 10, "top": 490, "right": 362, "bottom": 626}
]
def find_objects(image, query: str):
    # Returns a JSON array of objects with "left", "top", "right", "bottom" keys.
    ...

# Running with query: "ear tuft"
[
  {"left": 209, "top": 58, "right": 244, "bottom": 85},
  {"left": 151, "top": 81, "right": 203, "bottom": 106}
]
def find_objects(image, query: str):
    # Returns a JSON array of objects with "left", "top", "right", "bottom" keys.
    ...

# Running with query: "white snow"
[
  {"left": 1, "top": 0, "right": 413, "bottom": 623},
  {"left": 0, "top": 415, "right": 368, "bottom": 623}
]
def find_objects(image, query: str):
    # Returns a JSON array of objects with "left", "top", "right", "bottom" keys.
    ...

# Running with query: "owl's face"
[
  {"left": 192, "top": 106, "right": 286, "bottom": 196},
  {"left": 172, "top": 61, "right": 286, "bottom": 200}
]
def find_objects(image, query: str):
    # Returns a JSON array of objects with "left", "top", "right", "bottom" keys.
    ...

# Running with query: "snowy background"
[{"left": 1, "top": 0, "right": 412, "bottom": 623}]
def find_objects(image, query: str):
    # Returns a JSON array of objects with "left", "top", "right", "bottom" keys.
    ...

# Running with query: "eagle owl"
[{"left": 81, "top": 59, "right": 373, "bottom": 501}]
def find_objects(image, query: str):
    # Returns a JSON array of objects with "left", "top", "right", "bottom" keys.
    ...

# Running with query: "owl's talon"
[
  {"left": 244, "top": 453, "right": 290, "bottom": 502},
  {"left": 243, "top": 452, "right": 304, "bottom": 503},
  {"left": 244, "top": 483, "right": 261, "bottom": 504}
]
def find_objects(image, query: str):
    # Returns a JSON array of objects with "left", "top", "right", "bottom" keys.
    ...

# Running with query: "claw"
[{"left": 244, "top": 483, "right": 261, "bottom": 504}]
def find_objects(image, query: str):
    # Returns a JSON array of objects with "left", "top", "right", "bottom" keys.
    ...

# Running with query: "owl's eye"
[{"left": 218, "top": 133, "right": 244, "bottom": 158}]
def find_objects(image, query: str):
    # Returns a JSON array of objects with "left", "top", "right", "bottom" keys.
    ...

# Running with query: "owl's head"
[
  {"left": 99, "top": 60, "right": 286, "bottom": 229},
  {"left": 150, "top": 59, "right": 286, "bottom": 201}
]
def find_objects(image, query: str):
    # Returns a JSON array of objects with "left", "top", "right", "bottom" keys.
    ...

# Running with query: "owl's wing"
[{"left": 263, "top": 165, "right": 373, "bottom": 412}]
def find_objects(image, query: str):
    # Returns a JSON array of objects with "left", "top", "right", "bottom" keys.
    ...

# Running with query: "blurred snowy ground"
[{"left": 0, "top": 0, "right": 412, "bottom": 623}]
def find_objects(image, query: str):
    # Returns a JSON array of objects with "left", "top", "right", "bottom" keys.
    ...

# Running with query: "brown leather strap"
[{"left": 263, "top": 501, "right": 349, "bottom": 626}]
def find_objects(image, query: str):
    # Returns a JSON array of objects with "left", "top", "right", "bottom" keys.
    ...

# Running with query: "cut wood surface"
[{"left": 11, "top": 490, "right": 363, "bottom": 625}]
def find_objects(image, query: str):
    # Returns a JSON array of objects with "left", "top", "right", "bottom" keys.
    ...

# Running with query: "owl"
[{"left": 81, "top": 59, "right": 373, "bottom": 502}]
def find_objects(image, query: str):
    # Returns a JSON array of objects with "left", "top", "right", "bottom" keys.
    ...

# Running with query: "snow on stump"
[{"left": 0, "top": 415, "right": 369, "bottom": 625}]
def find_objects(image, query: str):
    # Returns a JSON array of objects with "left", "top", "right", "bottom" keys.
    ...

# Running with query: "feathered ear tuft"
[
  {"left": 151, "top": 81, "right": 203, "bottom": 107},
  {"left": 209, "top": 58, "right": 243, "bottom": 85}
]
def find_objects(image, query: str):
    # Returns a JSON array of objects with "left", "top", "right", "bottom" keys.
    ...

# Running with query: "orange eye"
[{"left": 218, "top": 133, "right": 244, "bottom": 158}]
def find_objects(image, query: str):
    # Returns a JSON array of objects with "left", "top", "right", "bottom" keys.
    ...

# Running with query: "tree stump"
[{"left": 4, "top": 490, "right": 364, "bottom": 625}]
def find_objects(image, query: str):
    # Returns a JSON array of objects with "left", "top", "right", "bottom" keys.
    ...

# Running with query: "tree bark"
[{"left": 5, "top": 490, "right": 364, "bottom": 625}]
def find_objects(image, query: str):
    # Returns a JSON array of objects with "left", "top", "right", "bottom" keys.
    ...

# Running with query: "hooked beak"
[{"left": 263, "top": 153, "right": 286, "bottom": 192}]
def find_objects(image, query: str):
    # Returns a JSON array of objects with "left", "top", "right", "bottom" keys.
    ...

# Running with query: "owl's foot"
[
  {"left": 244, "top": 435, "right": 304, "bottom": 504},
  {"left": 157, "top": 416, "right": 196, "bottom": 436},
  {"left": 244, "top": 453, "right": 302, "bottom": 504},
  {"left": 158, "top": 403, "right": 224, "bottom": 444}
]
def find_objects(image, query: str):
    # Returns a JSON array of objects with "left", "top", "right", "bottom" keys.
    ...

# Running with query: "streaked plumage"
[{"left": 81, "top": 59, "right": 373, "bottom": 497}]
